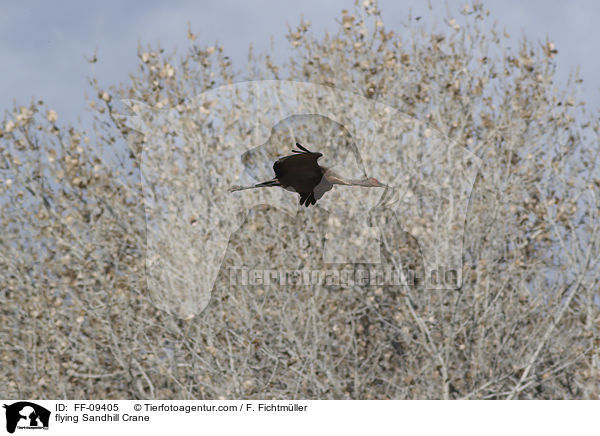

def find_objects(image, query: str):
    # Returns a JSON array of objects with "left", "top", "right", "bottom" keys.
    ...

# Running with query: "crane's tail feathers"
[{"left": 229, "top": 179, "right": 280, "bottom": 193}]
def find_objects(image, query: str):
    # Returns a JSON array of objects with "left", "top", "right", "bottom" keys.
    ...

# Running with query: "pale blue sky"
[{"left": 2, "top": 0, "right": 598, "bottom": 125}]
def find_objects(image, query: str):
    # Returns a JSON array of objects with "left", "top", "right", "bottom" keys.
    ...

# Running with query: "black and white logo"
[{"left": 3, "top": 402, "right": 50, "bottom": 434}]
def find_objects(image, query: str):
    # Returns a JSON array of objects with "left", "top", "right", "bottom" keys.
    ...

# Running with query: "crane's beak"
[{"left": 371, "top": 179, "right": 388, "bottom": 188}]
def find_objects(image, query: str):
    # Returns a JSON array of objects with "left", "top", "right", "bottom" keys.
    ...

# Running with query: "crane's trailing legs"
[{"left": 229, "top": 179, "right": 281, "bottom": 192}]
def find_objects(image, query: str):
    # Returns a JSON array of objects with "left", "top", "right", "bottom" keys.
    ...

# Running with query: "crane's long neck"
[{"left": 325, "top": 170, "right": 371, "bottom": 187}]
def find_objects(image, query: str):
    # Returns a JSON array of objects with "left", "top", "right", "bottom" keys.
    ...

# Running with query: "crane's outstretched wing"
[
  {"left": 292, "top": 143, "right": 312, "bottom": 154},
  {"left": 273, "top": 152, "right": 323, "bottom": 187},
  {"left": 274, "top": 149, "right": 323, "bottom": 207},
  {"left": 298, "top": 192, "right": 317, "bottom": 207}
]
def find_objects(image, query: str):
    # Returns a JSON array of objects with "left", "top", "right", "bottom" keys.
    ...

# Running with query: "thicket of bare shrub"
[{"left": 1, "top": 1, "right": 598, "bottom": 398}]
